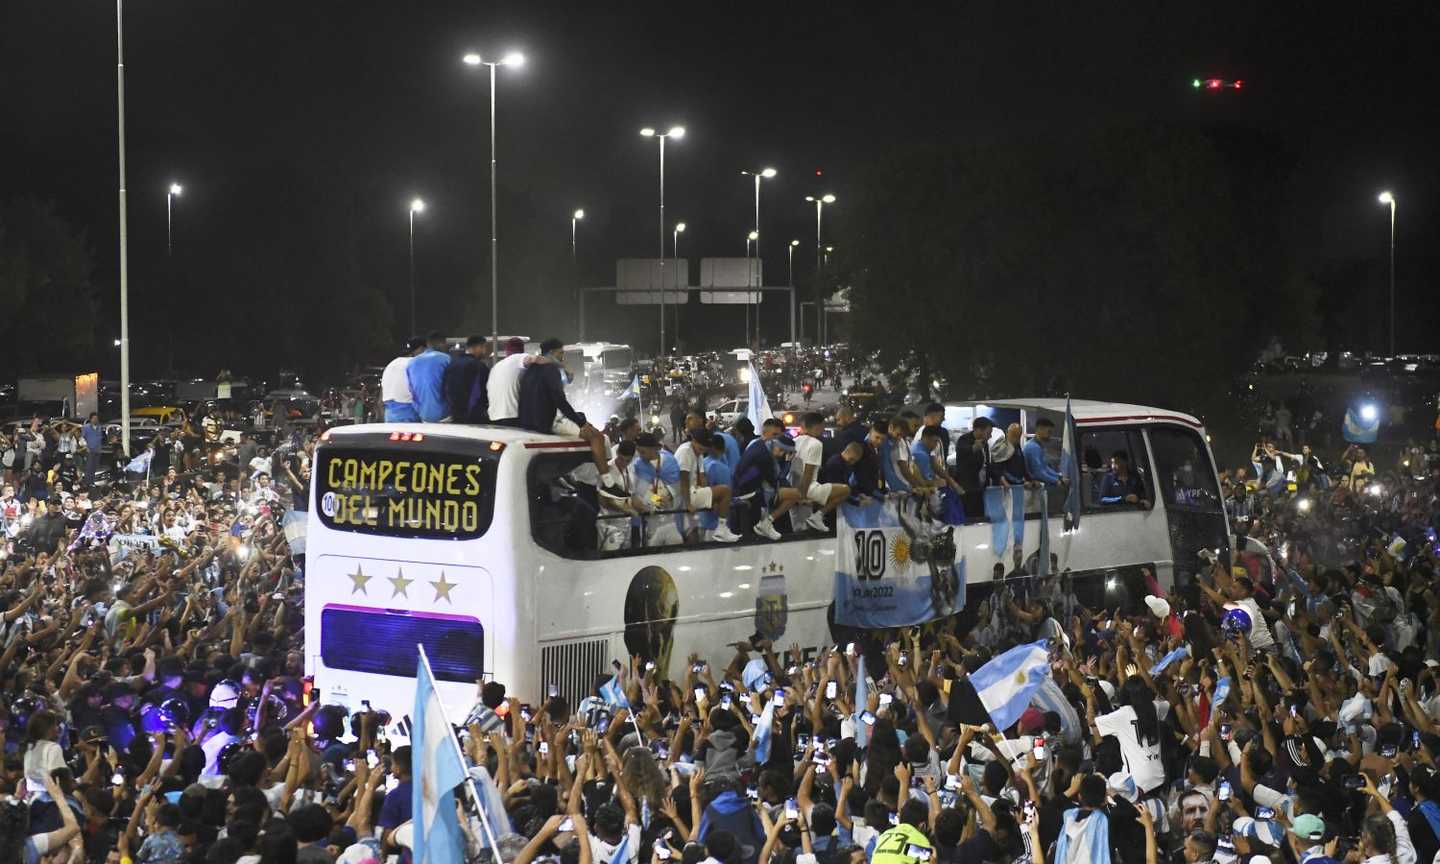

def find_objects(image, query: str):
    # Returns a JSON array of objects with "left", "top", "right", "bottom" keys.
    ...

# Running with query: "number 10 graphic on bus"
[{"left": 853, "top": 530, "right": 888, "bottom": 580}]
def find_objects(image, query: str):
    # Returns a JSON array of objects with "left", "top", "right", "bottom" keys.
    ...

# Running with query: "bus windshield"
[{"left": 314, "top": 435, "right": 500, "bottom": 539}]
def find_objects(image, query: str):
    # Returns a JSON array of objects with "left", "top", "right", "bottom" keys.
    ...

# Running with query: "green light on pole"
[{"left": 1192, "top": 78, "right": 1201, "bottom": 88}]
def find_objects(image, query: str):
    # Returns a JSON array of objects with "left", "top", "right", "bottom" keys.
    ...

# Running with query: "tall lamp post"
[
  {"left": 1378, "top": 191, "right": 1396, "bottom": 356},
  {"left": 640, "top": 125, "right": 685, "bottom": 357},
  {"left": 462, "top": 49, "right": 526, "bottom": 353},
  {"left": 742, "top": 168, "right": 777, "bottom": 344},
  {"left": 166, "top": 183, "right": 182, "bottom": 255},
  {"left": 788, "top": 239, "right": 799, "bottom": 350},
  {"left": 672, "top": 222, "right": 686, "bottom": 349},
  {"left": 572, "top": 208, "right": 585, "bottom": 339},
  {"left": 116, "top": 0, "right": 132, "bottom": 455},
  {"left": 805, "top": 193, "right": 836, "bottom": 344},
  {"left": 408, "top": 198, "right": 425, "bottom": 336},
  {"left": 745, "top": 230, "right": 759, "bottom": 347}
]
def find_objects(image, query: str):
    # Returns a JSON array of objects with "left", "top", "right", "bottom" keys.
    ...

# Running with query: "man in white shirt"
[
  {"left": 382, "top": 337, "right": 426, "bottom": 422},
  {"left": 675, "top": 430, "right": 741, "bottom": 542},
  {"left": 791, "top": 412, "right": 850, "bottom": 532},
  {"left": 486, "top": 337, "right": 531, "bottom": 425}
]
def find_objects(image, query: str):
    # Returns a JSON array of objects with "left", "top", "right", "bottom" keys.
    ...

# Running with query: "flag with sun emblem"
[
  {"left": 833, "top": 498, "right": 962, "bottom": 628},
  {"left": 413, "top": 646, "right": 468, "bottom": 864}
]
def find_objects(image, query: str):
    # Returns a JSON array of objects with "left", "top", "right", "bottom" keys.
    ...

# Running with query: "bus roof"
[
  {"left": 322, "top": 422, "right": 591, "bottom": 449},
  {"left": 975, "top": 399, "right": 1203, "bottom": 428}
]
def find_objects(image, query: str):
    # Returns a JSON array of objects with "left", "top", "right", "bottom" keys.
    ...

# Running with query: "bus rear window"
[
  {"left": 320, "top": 605, "right": 484, "bottom": 683},
  {"left": 315, "top": 443, "right": 498, "bottom": 539}
]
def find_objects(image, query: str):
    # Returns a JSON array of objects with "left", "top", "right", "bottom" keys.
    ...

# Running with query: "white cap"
[{"left": 1144, "top": 595, "right": 1171, "bottom": 619}]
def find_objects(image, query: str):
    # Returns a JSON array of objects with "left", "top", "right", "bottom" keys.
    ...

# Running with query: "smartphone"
[
  {"left": 547, "top": 683, "right": 559, "bottom": 699},
  {"left": 825, "top": 681, "right": 838, "bottom": 700},
  {"left": 797, "top": 734, "right": 811, "bottom": 749},
  {"left": 646, "top": 661, "right": 656, "bottom": 672},
  {"left": 772, "top": 690, "right": 786, "bottom": 708},
  {"left": 785, "top": 798, "right": 799, "bottom": 819},
  {"left": 692, "top": 662, "right": 707, "bottom": 674},
  {"left": 1380, "top": 743, "right": 1398, "bottom": 758},
  {"left": 538, "top": 742, "right": 550, "bottom": 756},
  {"left": 520, "top": 706, "right": 533, "bottom": 723},
  {"left": 1220, "top": 723, "right": 1233, "bottom": 741},
  {"left": 944, "top": 774, "right": 960, "bottom": 791},
  {"left": 1218, "top": 779, "right": 1232, "bottom": 801},
  {"left": 654, "top": 840, "right": 672, "bottom": 861},
  {"left": 111, "top": 771, "right": 125, "bottom": 785},
  {"left": 888, "top": 812, "right": 899, "bottom": 826},
  {"left": 1033, "top": 735, "right": 1046, "bottom": 761},
  {"left": 1255, "top": 806, "right": 1275, "bottom": 820},
  {"left": 694, "top": 686, "right": 707, "bottom": 704},
  {"left": 898, "top": 652, "right": 908, "bottom": 667},
  {"left": 905, "top": 845, "right": 932, "bottom": 861},
  {"left": 558, "top": 817, "right": 574, "bottom": 833},
  {"left": 1414, "top": 730, "right": 1423, "bottom": 750},
  {"left": 746, "top": 788, "right": 759, "bottom": 800},
  {"left": 861, "top": 711, "right": 876, "bottom": 726},
  {"left": 879, "top": 693, "right": 893, "bottom": 708},
  {"left": 1343, "top": 774, "right": 1366, "bottom": 790},
  {"left": 846, "top": 643, "right": 857, "bottom": 656},
  {"left": 720, "top": 694, "right": 732, "bottom": 709},
  {"left": 1023, "top": 799, "right": 1036, "bottom": 822}
]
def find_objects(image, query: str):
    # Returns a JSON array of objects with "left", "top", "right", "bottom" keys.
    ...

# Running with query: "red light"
[
  {"left": 1206, "top": 79, "right": 1221, "bottom": 90},
  {"left": 389, "top": 432, "right": 400, "bottom": 441},
  {"left": 815, "top": 169, "right": 823, "bottom": 176},
  {"left": 1232, "top": 79, "right": 1243, "bottom": 89}
]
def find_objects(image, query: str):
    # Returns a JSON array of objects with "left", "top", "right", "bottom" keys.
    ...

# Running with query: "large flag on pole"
[
  {"left": 746, "top": 361, "right": 772, "bottom": 431},
  {"left": 1063, "top": 395, "right": 1081, "bottom": 531},
  {"left": 413, "top": 646, "right": 469, "bottom": 864},
  {"left": 620, "top": 374, "right": 641, "bottom": 401},
  {"left": 946, "top": 639, "right": 1051, "bottom": 732}
]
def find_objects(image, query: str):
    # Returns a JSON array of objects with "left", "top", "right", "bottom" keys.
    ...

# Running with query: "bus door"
[{"left": 1143, "top": 425, "right": 1229, "bottom": 592}]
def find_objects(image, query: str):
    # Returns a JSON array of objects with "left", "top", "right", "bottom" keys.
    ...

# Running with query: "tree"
[{"left": 0, "top": 198, "right": 98, "bottom": 372}]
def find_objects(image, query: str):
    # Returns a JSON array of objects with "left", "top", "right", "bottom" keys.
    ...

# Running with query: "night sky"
[{"left": 3, "top": 2, "right": 1436, "bottom": 372}]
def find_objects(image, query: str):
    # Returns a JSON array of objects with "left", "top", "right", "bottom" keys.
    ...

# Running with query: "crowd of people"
[{"left": 3, "top": 346, "right": 1440, "bottom": 864}]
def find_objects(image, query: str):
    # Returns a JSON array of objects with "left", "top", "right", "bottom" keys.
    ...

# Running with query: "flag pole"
[{"left": 416, "top": 644, "right": 502, "bottom": 860}]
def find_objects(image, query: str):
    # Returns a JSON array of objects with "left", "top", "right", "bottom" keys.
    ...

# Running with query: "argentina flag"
[
  {"left": 946, "top": 639, "right": 1051, "bottom": 732},
  {"left": 413, "top": 647, "right": 469, "bottom": 864},
  {"left": 746, "top": 361, "right": 772, "bottom": 430}
]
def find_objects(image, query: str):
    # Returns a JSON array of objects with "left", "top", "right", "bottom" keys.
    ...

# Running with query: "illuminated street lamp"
[
  {"left": 1378, "top": 191, "right": 1396, "bottom": 356},
  {"left": 408, "top": 198, "right": 425, "bottom": 335},
  {"left": 166, "top": 182, "right": 182, "bottom": 254},
  {"left": 640, "top": 125, "right": 685, "bottom": 355},
  {"left": 462, "top": 49, "right": 526, "bottom": 352},
  {"left": 805, "top": 193, "right": 836, "bottom": 343}
]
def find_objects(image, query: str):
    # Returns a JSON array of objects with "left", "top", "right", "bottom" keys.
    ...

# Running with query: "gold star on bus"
[
  {"left": 348, "top": 565, "right": 372, "bottom": 595},
  {"left": 389, "top": 569, "right": 414, "bottom": 599},
  {"left": 430, "top": 571, "right": 457, "bottom": 603}
]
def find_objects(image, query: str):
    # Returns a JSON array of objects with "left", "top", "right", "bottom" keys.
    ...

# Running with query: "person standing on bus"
[
  {"left": 518, "top": 339, "right": 610, "bottom": 475},
  {"left": 443, "top": 335, "right": 492, "bottom": 424},
  {"left": 407, "top": 331, "right": 452, "bottom": 422},
  {"left": 793, "top": 412, "right": 850, "bottom": 531},
  {"left": 381, "top": 337, "right": 425, "bottom": 422},
  {"left": 675, "top": 429, "right": 741, "bottom": 542}
]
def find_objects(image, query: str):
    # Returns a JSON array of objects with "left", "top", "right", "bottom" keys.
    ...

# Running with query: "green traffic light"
[{"left": 1192, "top": 79, "right": 1201, "bottom": 88}]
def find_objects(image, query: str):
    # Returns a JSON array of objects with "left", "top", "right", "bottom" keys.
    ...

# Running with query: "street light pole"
[
  {"left": 788, "top": 239, "right": 799, "bottom": 351},
  {"left": 673, "top": 221, "right": 686, "bottom": 350},
  {"left": 408, "top": 198, "right": 425, "bottom": 337},
  {"left": 745, "top": 231, "right": 758, "bottom": 347},
  {"left": 116, "top": 0, "right": 131, "bottom": 456},
  {"left": 805, "top": 193, "right": 835, "bottom": 344},
  {"left": 166, "top": 183, "right": 182, "bottom": 255},
  {"left": 1378, "top": 191, "right": 1396, "bottom": 356},
  {"left": 641, "top": 126, "right": 685, "bottom": 357},
  {"left": 742, "top": 168, "right": 776, "bottom": 350},
  {"left": 463, "top": 49, "right": 525, "bottom": 354},
  {"left": 572, "top": 208, "right": 585, "bottom": 340}
]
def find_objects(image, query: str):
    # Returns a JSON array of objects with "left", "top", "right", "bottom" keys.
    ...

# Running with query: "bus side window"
[
  {"left": 1148, "top": 427, "right": 1222, "bottom": 511},
  {"left": 529, "top": 453, "right": 601, "bottom": 559},
  {"left": 1079, "top": 428, "right": 1150, "bottom": 511}
]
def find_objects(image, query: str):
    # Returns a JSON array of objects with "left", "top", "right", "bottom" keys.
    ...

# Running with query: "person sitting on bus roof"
[
  {"left": 442, "top": 334, "right": 491, "bottom": 424},
  {"left": 633, "top": 433, "right": 683, "bottom": 546},
  {"left": 517, "top": 338, "right": 610, "bottom": 477},
  {"left": 406, "top": 331, "right": 452, "bottom": 422},
  {"left": 793, "top": 412, "right": 851, "bottom": 532},
  {"left": 1098, "top": 450, "right": 1149, "bottom": 507},
  {"left": 990, "top": 423, "right": 1031, "bottom": 488},
  {"left": 597, "top": 440, "right": 645, "bottom": 551},
  {"left": 733, "top": 419, "right": 798, "bottom": 541},
  {"left": 696, "top": 433, "right": 737, "bottom": 538},
  {"left": 380, "top": 337, "right": 424, "bottom": 423},
  {"left": 486, "top": 337, "right": 531, "bottom": 426},
  {"left": 677, "top": 430, "right": 741, "bottom": 543},
  {"left": 820, "top": 441, "right": 868, "bottom": 505}
]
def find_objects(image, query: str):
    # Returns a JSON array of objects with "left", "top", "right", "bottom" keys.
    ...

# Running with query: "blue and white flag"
[
  {"left": 746, "top": 361, "right": 772, "bottom": 431},
  {"left": 1063, "top": 395, "right": 1081, "bottom": 530},
  {"left": 753, "top": 697, "right": 777, "bottom": 763},
  {"left": 1343, "top": 404, "right": 1380, "bottom": 444},
  {"left": 282, "top": 510, "right": 307, "bottom": 555},
  {"left": 854, "top": 654, "right": 870, "bottom": 749},
  {"left": 1031, "top": 677, "right": 1082, "bottom": 744},
  {"left": 833, "top": 498, "right": 963, "bottom": 628},
  {"left": 413, "top": 647, "right": 469, "bottom": 864},
  {"left": 984, "top": 486, "right": 1026, "bottom": 557},
  {"left": 946, "top": 639, "right": 1051, "bottom": 732},
  {"left": 467, "top": 765, "right": 513, "bottom": 838},
  {"left": 1148, "top": 645, "right": 1189, "bottom": 677},
  {"left": 599, "top": 674, "right": 631, "bottom": 710},
  {"left": 1212, "top": 676, "right": 1233, "bottom": 709},
  {"left": 125, "top": 448, "right": 153, "bottom": 474},
  {"left": 620, "top": 374, "right": 641, "bottom": 401}
]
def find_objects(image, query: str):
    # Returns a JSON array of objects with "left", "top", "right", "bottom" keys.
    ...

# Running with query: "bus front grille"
[{"left": 540, "top": 639, "right": 609, "bottom": 710}]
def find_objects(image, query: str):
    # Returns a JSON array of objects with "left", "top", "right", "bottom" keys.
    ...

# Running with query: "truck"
[{"left": 17, "top": 373, "right": 98, "bottom": 418}]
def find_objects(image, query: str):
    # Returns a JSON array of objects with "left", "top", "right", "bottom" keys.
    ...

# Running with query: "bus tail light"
[{"left": 389, "top": 431, "right": 426, "bottom": 442}]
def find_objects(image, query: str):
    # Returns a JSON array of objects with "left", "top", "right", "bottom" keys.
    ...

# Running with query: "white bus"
[{"left": 304, "top": 399, "right": 1229, "bottom": 721}]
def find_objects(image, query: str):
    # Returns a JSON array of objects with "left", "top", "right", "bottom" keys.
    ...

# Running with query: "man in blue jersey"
[
  {"left": 733, "top": 419, "right": 800, "bottom": 540},
  {"left": 381, "top": 337, "right": 425, "bottom": 422},
  {"left": 1023, "top": 417, "right": 1068, "bottom": 490},
  {"left": 633, "top": 432, "right": 683, "bottom": 546},
  {"left": 405, "top": 331, "right": 451, "bottom": 422}
]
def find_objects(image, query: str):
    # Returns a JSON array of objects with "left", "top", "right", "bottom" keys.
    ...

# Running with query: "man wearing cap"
[
  {"left": 381, "top": 338, "right": 425, "bottom": 422},
  {"left": 486, "top": 337, "right": 532, "bottom": 426}
]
